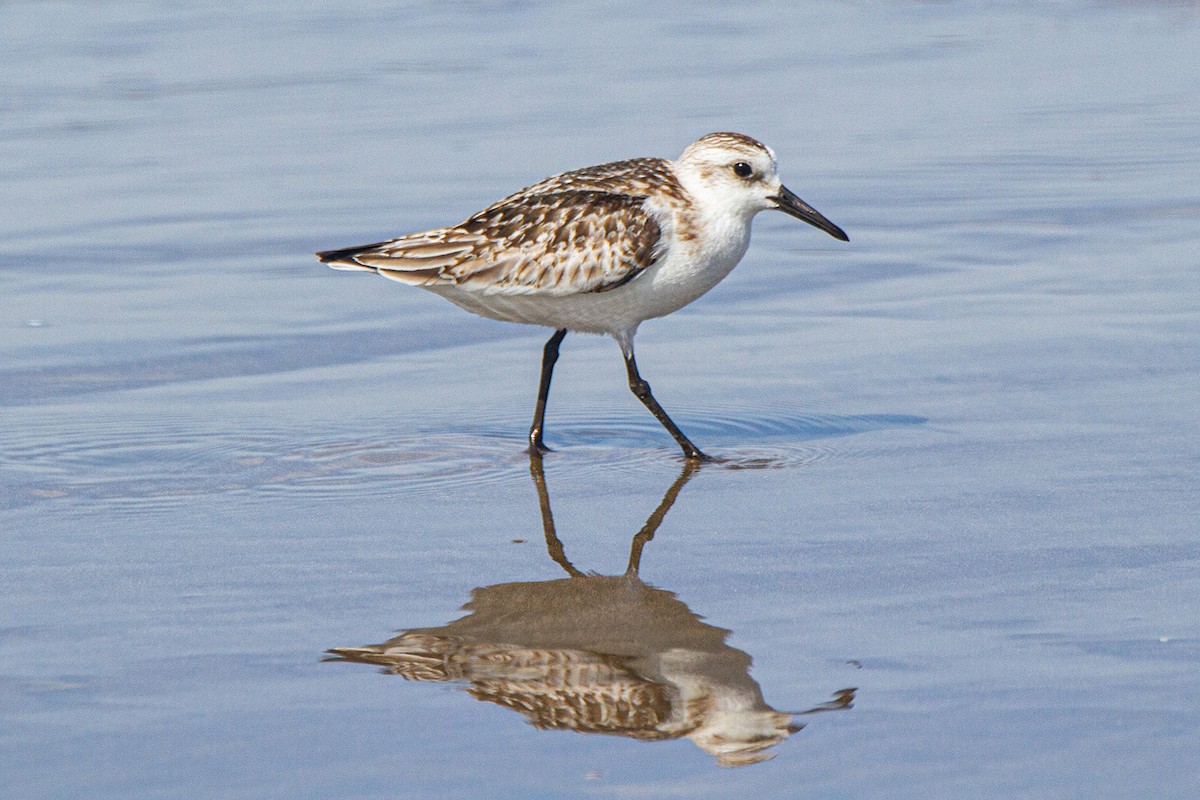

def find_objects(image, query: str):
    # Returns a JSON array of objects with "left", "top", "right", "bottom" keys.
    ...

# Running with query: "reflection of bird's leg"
[
  {"left": 529, "top": 452, "right": 699, "bottom": 578},
  {"left": 528, "top": 451, "right": 584, "bottom": 577},
  {"left": 625, "top": 459, "right": 700, "bottom": 577}
]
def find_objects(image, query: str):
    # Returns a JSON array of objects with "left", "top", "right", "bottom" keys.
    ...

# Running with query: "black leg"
[
  {"left": 528, "top": 328, "right": 567, "bottom": 454},
  {"left": 621, "top": 345, "right": 713, "bottom": 461}
]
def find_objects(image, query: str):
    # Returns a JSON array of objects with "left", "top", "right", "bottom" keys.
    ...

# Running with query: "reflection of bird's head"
[{"left": 687, "top": 703, "right": 800, "bottom": 767}]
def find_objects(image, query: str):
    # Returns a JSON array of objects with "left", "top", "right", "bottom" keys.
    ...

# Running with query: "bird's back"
[{"left": 486, "top": 157, "right": 686, "bottom": 209}]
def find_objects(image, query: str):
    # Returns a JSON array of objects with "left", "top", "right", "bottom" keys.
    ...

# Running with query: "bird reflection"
[{"left": 327, "top": 454, "right": 855, "bottom": 767}]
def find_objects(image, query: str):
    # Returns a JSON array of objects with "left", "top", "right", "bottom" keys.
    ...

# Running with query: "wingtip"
[
  {"left": 315, "top": 248, "right": 350, "bottom": 264},
  {"left": 315, "top": 239, "right": 395, "bottom": 266}
]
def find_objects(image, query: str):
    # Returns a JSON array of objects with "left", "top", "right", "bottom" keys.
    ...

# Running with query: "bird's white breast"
[{"left": 642, "top": 204, "right": 753, "bottom": 309}]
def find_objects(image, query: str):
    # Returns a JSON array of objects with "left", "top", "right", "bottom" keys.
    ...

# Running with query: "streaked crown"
[{"left": 678, "top": 132, "right": 777, "bottom": 166}]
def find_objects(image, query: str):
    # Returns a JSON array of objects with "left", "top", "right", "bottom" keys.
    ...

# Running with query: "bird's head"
[{"left": 674, "top": 132, "right": 848, "bottom": 241}]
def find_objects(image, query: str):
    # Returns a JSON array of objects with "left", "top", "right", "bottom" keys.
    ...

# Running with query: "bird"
[{"left": 316, "top": 132, "right": 848, "bottom": 461}]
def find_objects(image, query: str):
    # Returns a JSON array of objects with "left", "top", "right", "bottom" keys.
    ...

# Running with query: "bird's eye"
[{"left": 732, "top": 161, "right": 753, "bottom": 179}]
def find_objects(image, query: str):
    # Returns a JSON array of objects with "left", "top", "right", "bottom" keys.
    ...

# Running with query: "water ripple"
[{"left": 1, "top": 406, "right": 925, "bottom": 512}]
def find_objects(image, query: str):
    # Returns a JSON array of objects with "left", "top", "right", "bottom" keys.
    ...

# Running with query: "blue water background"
[{"left": 2, "top": 2, "right": 1199, "bottom": 797}]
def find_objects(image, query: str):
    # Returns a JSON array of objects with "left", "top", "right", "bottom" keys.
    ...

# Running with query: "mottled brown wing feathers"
[
  {"left": 485, "top": 157, "right": 685, "bottom": 209},
  {"left": 332, "top": 188, "right": 666, "bottom": 295}
]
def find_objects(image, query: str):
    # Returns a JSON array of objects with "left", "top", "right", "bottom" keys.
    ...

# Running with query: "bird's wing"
[{"left": 317, "top": 190, "right": 666, "bottom": 296}]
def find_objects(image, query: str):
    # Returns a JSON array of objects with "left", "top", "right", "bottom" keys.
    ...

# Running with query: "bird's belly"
[{"left": 427, "top": 247, "right": 744, "bottom": 336}]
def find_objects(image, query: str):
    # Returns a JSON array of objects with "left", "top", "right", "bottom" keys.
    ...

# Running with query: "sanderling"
[{"left": 317, "top": 132, "right": 848, "bottom": 461}]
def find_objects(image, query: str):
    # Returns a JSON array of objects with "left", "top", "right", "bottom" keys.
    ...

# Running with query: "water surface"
[{"left": 3, "top": 2, "right": 1199, "bottom": 797}]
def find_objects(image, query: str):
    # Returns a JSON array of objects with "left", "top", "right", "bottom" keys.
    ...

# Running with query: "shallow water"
[{"left": 3, "top": 1, "right": 1200, "bottom": 797}]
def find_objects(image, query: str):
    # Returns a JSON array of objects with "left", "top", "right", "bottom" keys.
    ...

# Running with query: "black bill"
[{"left": 769, "top": 185, "right": 849, "bottom": 242}]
